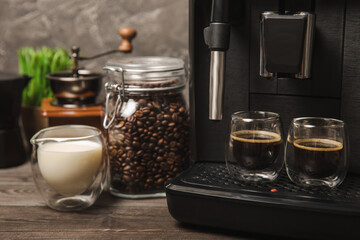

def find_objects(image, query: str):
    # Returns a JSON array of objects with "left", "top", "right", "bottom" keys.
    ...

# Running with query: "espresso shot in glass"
[
  {"left": 285, "top": 117, "right": 348, "bottom": 188},
  {"left": 225, "top": 111, "right": 284, "bottom": 182}
]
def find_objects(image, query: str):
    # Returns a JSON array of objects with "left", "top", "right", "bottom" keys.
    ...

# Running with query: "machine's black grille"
[{"left": 180, "top": 162, "right": 360, "bottom": 204}]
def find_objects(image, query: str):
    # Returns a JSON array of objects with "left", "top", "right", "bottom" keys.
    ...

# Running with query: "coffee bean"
[
  {"left": 157, "top": 139, "right": 164, "bottom": 145},
  {"left": 142, "top": 107, "right": 151, "bottom": 114},
  {"left": 117, "top": 121, "right": 125, "bottom": 127},
  {"left": 136, "top": 120, "right": 143, "bottom": 127},
  {"left": 167, "top": 158, "right": 175, "bottom": 165},
  {"left": 156, "top": 156, "right": 164, "bottom": 162},
  {"left": 110, "top": 149, "right": 117, "bottom": 158},
  {"left": 127, "top": 151, "right": 135, "bottom": 158},
  {"left": 136, "top": 150, "right": 144, "bottom": 156},
  {"left": 138, "top": 99, "right": 147, "bottom": 104},
  {"left": 131, "top": 131, "right": 138, "bottom": 137},
  {"left": 170, "top": 103, "right": 178, "bottom": 109},
  {"left": 136, "top": 166, "right": 144, "bottom": 172},
  {"left": 132, "top": 141, "right": 140, "bottom": 148},
  {"left": 171, "top": 113, "right": 178, "bottom": 122},
  {"left": 123, "top": 139, "right": 131, "bottom": 146},
  {"left": 152, "top": 101, "right": 161, "bottom": 109},
  {"left": 123, "top": 175, "right": 130, "bottom": 182},
  {"left": 156, "top": 113, "right": 163, "bottom": 120},
  {"left": 156, "top": 178, "right": 164, "bottom": 184},
  {"left": 148, "top": 143, "right": 155, "bottom": 150}
]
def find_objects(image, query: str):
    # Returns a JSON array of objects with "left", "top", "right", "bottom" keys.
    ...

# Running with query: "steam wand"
[
  {"left": 204, "top": 0, "right": 230, "bottom": 120},
  {"left": 71, "top": 27, "right": 137, "bottom": 77}
]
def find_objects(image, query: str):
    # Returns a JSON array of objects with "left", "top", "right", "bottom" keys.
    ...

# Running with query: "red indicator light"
[{"left": 270, "top": 189, "right": 277, "bottom": 193}]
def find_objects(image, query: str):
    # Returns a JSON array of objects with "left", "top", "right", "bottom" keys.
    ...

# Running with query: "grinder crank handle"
[
  {"left": 73, "top": 27, "right": 137, "bottom": 61},
  {"left": 70, "top": 27, "right": 137, "bottom": 77},
  {"left": 118, "top": 27, "right": 137, "bottom": 52}
]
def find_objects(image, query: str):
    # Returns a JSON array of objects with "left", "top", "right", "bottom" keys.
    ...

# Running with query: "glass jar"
[{"left": 103, "top": 56, "right": 190, "bottom": 198}]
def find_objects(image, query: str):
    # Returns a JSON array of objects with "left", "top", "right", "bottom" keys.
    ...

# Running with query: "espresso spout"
[
  {"left": 204, "top": 0, "right": 230, "bottom": 121},
  {"left": 209, "top": 51, "right": 225, "bottom": 120}
]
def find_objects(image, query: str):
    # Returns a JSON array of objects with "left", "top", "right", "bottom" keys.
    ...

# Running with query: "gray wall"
[{"left": 0, "top": 0, "right": 189, "bottom": 73}]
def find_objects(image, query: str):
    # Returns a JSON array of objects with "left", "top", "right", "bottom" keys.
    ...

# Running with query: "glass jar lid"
[
  {"left": 103, "top": 56, "right": 187, "bottom": 129},
  {"left": 104, "top": 56, "right": 186, "bottom": 92},
  {"left": 106, "top": 56, "right": 184, "bottom": 73}
]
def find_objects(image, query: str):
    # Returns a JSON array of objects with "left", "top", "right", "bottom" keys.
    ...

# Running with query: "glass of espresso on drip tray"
[
  {"left": 225, "top": 111, "right": 284, "bottom": 182},
  {"left": 285, "top": 117, "right": 348, "bottom": 188}
]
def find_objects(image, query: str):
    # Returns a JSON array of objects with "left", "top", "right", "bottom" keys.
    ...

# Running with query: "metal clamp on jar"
[{"left": 103, "top": 56, "right": 190, "bottom": 198}]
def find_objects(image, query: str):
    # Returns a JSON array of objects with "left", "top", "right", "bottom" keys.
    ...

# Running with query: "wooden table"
[{"left": 0, "top": 162, "right": 257, "bottom": 239}]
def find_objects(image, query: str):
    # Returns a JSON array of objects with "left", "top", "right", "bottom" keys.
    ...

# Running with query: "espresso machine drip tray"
[{"left": 166, "top": 162, "right": 360, "bottom": 239}]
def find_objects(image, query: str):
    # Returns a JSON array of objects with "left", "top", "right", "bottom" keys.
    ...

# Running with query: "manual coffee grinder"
[{"left": 41, "top": 27, "right": 136, "bottom": 130}]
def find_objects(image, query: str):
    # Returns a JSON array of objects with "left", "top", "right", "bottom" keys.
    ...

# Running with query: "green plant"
[{"left": 18, "top": 47, "right": 72, "bottom": 107}]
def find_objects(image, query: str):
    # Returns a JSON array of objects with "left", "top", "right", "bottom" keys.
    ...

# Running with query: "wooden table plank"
[
  {"left": 1, "top": 231, "right": 247, "bottom": 240},
  {"left": 0, "top": 206, "right": 176, "bottom": 232},
  {"left": 0, "top": 162, "right": 258, "bottom": 239}
]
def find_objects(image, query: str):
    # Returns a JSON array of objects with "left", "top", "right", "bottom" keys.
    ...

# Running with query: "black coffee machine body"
[
  {"left": 166, "top": 0, "right": 360, "bottom": 238},
  {"left": 0, "top": 72, "right": 29, "bottom": 168}
]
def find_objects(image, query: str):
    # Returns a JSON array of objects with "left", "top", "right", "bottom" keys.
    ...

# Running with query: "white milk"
[{"left": 38, "top": 140, "right": 102, "bottom": 196}]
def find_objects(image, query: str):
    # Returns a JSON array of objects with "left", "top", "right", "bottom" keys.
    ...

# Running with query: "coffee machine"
[{"left": 166, "top": 0, "right": 360, "bottom": 238}]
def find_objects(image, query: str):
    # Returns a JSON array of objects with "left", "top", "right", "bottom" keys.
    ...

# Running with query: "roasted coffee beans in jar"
[{"left": 103, "top": 57, "right": 190, "bottom": 198}]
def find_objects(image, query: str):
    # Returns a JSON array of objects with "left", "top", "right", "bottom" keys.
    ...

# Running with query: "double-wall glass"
[
  {"left": 285, "top": 117, "right": 348, "bottom": 188},
  {"left": 30, "top": 125, "right": 107, "bottom": 211},
  {"left": 225, "top": 111, "right": 284, "bottom": 181}
]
